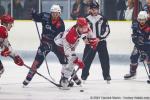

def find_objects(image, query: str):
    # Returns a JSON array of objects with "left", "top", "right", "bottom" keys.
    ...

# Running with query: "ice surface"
[{"left": 0, "top": 60, "right": 150, "bottom": 100}]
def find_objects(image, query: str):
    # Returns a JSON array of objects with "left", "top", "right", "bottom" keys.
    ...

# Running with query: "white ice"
[
  {"left": 0, "top": 60, "right": 150, "bottom": 100},
  {"left": 0, "top": 21, "right": 150, "bottom": 100}
]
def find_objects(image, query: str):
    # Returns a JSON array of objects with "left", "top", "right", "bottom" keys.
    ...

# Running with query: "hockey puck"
[
  {"left": 147, "top": 80, "right": 150, "bottom": 84},
  {"left": 80, "top": 90, "right": 84, "bottom": 92}
]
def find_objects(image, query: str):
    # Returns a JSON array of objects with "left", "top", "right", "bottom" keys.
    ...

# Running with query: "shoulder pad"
[
  {"left": 0, "top": 26, "right": 8, "bottom": 39},
  {"left": 66, "top": 27, "right": 78, "bottom": 44}
]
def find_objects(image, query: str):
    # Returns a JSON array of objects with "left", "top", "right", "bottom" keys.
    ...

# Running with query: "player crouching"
[{"left": 54, "top": 17, "right": 98, "bottom": 89}]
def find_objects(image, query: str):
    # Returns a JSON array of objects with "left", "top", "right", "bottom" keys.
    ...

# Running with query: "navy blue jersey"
[
  {"left": 32, "top": 12, "right": 65, "bottom": 39},
  {"left": 132, "top": 20, "right": 150, "bottom": 51}
]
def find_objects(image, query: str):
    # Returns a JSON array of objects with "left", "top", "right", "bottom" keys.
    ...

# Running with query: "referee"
[{"left": 81, "top": 1, "right": 111, "bottom": 82}]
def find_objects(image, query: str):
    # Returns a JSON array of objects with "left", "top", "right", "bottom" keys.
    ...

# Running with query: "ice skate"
[
  {"left": 104, "top": 76, "right": 111, "bottom": 84},
  {"left": 22, "top": 70, "right": 35, "bottom": 87},
  {"left": 68, "top": 81, "right": 74, "bottom": 87},
  {"left": 124, "top": 73, "right": 136, "bottom": 80},
  {"left": 72, "top": 74, "right": 82, "bottom": 85},
  {"left": 81, "top": 76, "right": 87, "bottom": 84},
  {"left": 60, "top": 77, "right": 70, "bottom": 90}
]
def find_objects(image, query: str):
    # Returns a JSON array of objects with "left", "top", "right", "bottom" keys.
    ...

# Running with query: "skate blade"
[
  {"left": 124, "top": 76, "right": 136, "bottom": 80},
  {"left": 59, "top": 87, "right": 70, "bottom": 90},
  {"left": 147, "top": 80, "right": 150, "bottom": 84},
  {"left": 22, "top": 85, "right": 27, "bottom": 88},
  {"left": 106, "top": 80, "right": 110, "bottom": 84},
  {"left": 82, "top": 80, "right": 86, "bottom": 84}
]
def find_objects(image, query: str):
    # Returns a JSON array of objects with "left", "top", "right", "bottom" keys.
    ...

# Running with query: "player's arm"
[
  {"left": 99, "top": 18, "right": 110, "bottom": 40},
  {"left": 2, "top": 39, "right": 24, "bottom": 66},
  {"left": 32, "top": 11, "right": 45, "bottom": 22}
]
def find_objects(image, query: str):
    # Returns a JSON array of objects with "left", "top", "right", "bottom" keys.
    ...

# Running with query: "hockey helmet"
[
  {"left": 50, "top": 4, "right": 61, "bottom": 13},
  {"left": 137, "top": 11, "right": 148, "bottom": 22},
  {"left": 90, "top": 1, "right": 99, "bottom": 9},
  {"left": 77, "top": 17, "right": 88, "bottom": 27},
  {"left": 0, "top": 14, "right": 14, "bottom": 24}
]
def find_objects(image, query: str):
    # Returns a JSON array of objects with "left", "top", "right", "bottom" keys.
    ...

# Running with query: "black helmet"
[{"left": 90, "top": 1, "right": 99, "bottom": 9}]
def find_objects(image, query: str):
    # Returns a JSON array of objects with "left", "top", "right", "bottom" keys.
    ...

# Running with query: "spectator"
[
  {"left": 23, "top": 0, "right": 39, "bottom": 19},
  {"left": 71, "top": 0, "right": 81, "bottom": 20},
  {"left": 104, "top": 0, "right": 117, "bottom": 20},
  {"left": 8, "top": 0, "right": 23, "bottom": 19},
  {"left": 124, "top": 0, "right": 134, "bottom": 20},
  {"left": 79, "top": 0, "right": 93, "bottom": 17},
  {"left": 0, "top": 2, "right": 5, "bottom": 16},
  {"left": 116, "top": 0, "right": 126, "bottom": 20},
  {"left": 124, "top": 0, "right": 142, "bottom": 20}
]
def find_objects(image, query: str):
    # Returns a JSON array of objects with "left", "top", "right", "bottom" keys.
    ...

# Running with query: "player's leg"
[
  {"left": 23, "top": 46, "right": 50, "bottom": 86},
  {"left": 124, "top": 46, "right": 139, "bottom": 79},
  {"left": 81, "top": 45, "right": 96, "bottom": 80},
  {"left": 146, "top": 53, "right": 150, "bottom": 75},
  {"left": 59, "top": 53, "right": 79, "bottom": 89},
  {"left": 0, "top": 61, "right": 4, "bottom": 78},
  {"left": 97, "top": 41, "right": 111, "bottom": 81}
]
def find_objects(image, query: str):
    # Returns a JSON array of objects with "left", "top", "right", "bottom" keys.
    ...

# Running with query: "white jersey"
[
  {"left": 55, "top": 25, "right": 92, "bottom": 57},
  {"left": 0, "top": 25, "right": 17, "bottom": 57}
]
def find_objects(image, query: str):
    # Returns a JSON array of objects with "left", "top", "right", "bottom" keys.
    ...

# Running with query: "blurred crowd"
[
  {"left": 0, "top": 0, "right": 39, "bottom": 19},
  {"left": 0, "top": 0, "right": 147, "bottom": 20}
]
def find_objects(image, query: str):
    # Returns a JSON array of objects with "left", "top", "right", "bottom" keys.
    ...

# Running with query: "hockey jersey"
[
  {"left": 32, "top": 12, "right": 65, "bottom": 40},
  {"left": 0, "top": 25, "right": 16, "bottom": 57}
]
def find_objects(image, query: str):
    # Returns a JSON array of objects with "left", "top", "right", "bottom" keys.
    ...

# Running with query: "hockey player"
[
  {"left": 22, "top": 4, "right": 68, "bottom": 86},
  {"left": 81, "top": 2, "right": 111, "bottom": 82},
  {"left": 54, "top": 17, "right": 97, "bottom": 89},
  {"left": 0, "top": 15, "right": 24, "bottom": 77},
  {"left": 124, "top": 11, "right": 150, "bottom": 79}
]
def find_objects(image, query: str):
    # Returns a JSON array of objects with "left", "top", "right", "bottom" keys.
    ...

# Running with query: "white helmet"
[
  {"left": 50, "top": 4, "right": 61, "bottom": 13},
  {"left": 137, "top": 11, "right": 148, "bottom": 22}
]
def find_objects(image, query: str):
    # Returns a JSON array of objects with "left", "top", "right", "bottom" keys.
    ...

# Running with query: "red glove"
[
  {"left": 73, "top": 58, "right": 84, "bottom": 69},
  {"left": 14, "top": 55, "right": 24, "bottom": 66},
  {"left": 89, "top": 38, "right": 99, "bottom": 50},
  {"left": 1, "top": 48, "right": 11, "bottom": 57}
]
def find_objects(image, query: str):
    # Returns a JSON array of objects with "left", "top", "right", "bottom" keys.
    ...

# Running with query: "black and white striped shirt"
[{"left": 86, "top": 14, "right": 110, "bottom": 41}]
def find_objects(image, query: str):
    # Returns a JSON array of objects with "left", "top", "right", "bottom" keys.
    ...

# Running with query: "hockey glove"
[
  {"left": 1, "top": 48, "right": 11, "bottom": 57},
  {"left": 14, "top": 55, "right": 24, "bottom": 66},
  {"left": 89, "top": 38, "right": 99, "bottom": 50},
  {"left": 73, "top": 58, "right": 84, "bottom": 69},
  {"left": 139, "top": 51, "right": 147, "bottom": 62}
]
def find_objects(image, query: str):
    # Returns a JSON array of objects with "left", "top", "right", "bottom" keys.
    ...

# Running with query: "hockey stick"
[
  {"left": 8, "top": 55, "right": 60, "bottom": 87},
  {"left": 23, "top": 64, "right": 61, "bottom": 87},
  {"left": 141, "top": 61, "right": 150, "bottom": 83},
  {"left": 68, "top": 48, "right": 92, "bottom": 84},
  {"left": 34, "top": 22, "right": 55, "bottom": 81},
  {"left": 139, "top": 50, "right": 150, "bottom": 83}
]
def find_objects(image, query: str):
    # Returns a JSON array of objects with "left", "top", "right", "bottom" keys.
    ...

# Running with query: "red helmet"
[
  {"left": 0, "top": 15, "right": 14, "bottom": 24},
  {"left": 77, "top": 17, "right": 88, "bottom": 27}
]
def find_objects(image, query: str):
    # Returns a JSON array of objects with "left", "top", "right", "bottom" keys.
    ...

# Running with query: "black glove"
[{"left": 139, "top": 51, "right": 147, "bottom": 62}]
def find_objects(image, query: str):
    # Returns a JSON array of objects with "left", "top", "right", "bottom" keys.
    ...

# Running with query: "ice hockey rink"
[
  {"left": 0, "top": 21, "right": 150, "bottom": 100},
  {"left": 0, "top": 60, "right": 150, "bottom": 100}
]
